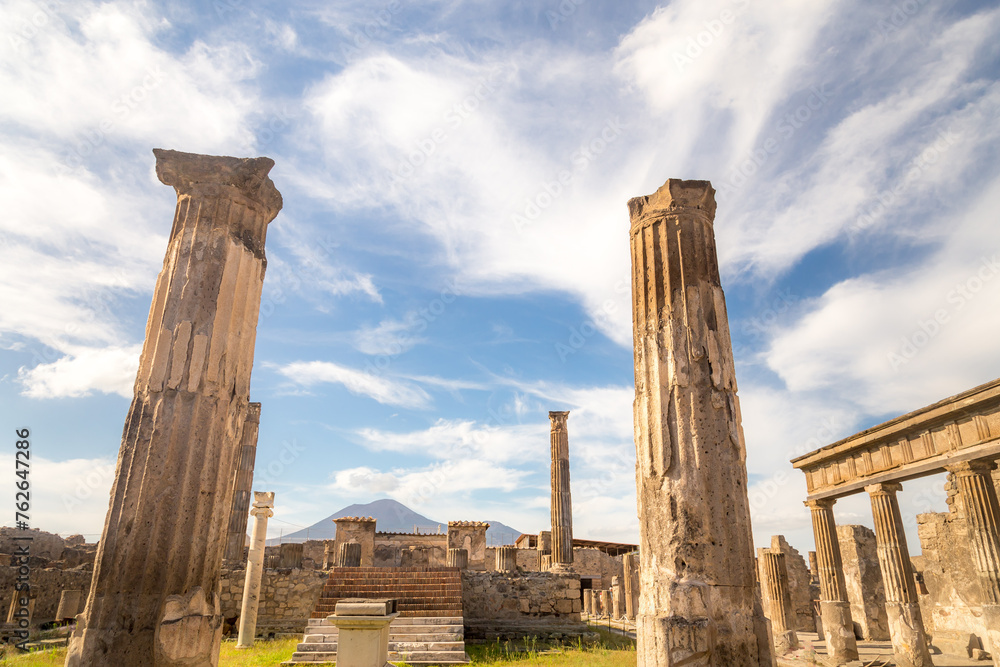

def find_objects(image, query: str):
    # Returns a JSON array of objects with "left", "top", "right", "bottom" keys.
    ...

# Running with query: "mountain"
[{"left": 267, "top": 498, "right": 523, "bottom": 545}]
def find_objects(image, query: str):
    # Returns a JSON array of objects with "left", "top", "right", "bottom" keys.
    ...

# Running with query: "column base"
[
  {"left": 885, "top": 602, "right": 933, "bottom": 667},
  {"left": 983, "top": 604, "right": 1000, "bottom": 667},
  {"left": 819, "top": 600, "right": 859, "bottom": 664}
]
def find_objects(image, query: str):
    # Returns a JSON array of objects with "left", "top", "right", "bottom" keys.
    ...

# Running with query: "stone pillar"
[
  {"left": 760, "top": 551, "right": 798, "bottom": 653},
  {"left": 592, "top": 589, "right": 602, "bottom": 617},
  {"left": 584, "top": 590, "right": 594, "bottom": 616},
  {"left": 623, "top": 553, "right": 639, "bottom": 620},
  {"left": 540, "top": 554, "right": 552, "bottom": 570},
  {"left": 538, "top": 531, "right": 552, "bottom": 555},
  {"left": 224, "top": 403, "right": 261, "bottom": 564},
  {"left": 278, "top": 542, "right": 303, "bottom": 569},
  {"left": 612, "top": 576, "right": 625, "bottom": 619},
  {"left": 338, "top": 543, "right": 362, "bottom": 568},
  {"left": 65, "top": 150, "right": 281, "bottom": 667},
  {"left": 837, "top": 524, "right": 889, "bottom": 640},
  {"left": 549, "top": 411, "right": 573, "bottom": 567},
  {"left": 629, "top": 179, "right": 771, "bottom": 666},
  {"left": 808, "top": 551, "right": 819, "bottom": 587},
  {"left": 447, "top": 548, "right": 468, "bottom": 569},
  {"left": 496, "top": 546, "right": 516, "bottom": 573},
  {"left": 806, "top": 498, "right": 859, "bottom": 663},
  {"left": 237, "top": 492, "right": 274, "bottom": 649},
  {"left": 447, "top": 522, "right": 490, "bottom": 571},
  {"left": 866, "top": 483, "right": 933, "bottom": 667},
  {"left": 333, "top": 517, "right": 376, "bottom": 568},
  {"left": 600, "top": 590, "right": 611, "bottom": 618},
  {"left": 56, "top": 590, "right": 83, "bottom": 622},
  {"left": 947, "top": 460, "right": 1000, "bottom": 661},
  {"left": 323, "top": 542, "right": 336, "bottom": 570}
]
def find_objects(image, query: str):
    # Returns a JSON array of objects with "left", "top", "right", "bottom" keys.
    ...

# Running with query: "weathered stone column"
[
  {"left": 947, "top": 460, "right": 1000, "bottom": 662},
  {"left": 447, "top": 548, "right": 469, "bottom": 569},
  {"left": 629, "top": 179, "right": 771, "bottom": 666},
  {"left": 496, "top": 546, "right": 516, "bottom": 573},
  {"left": 278, "top": 542, "right": 303, "bottom": 569},
  {"left": 237, "top": 492, "right": 273, "bottom": 648},
  {"left": 865, "top": 483, "right": 933, "bottom": 667},
  {"left": 338, "top": 543, "right": 362, "bottom": 568},
  {"left": 549, "top": 411, "right": 574, "bottom": 567},
  {"left": 760, "top": 551, "right": 798, "bottom": 653},
  {"left": 807, "top": 552, "right": 819, "bottom": 587},
  {"left": 612, "top": 576, "right": 625, "bottom": 619},
  {"left": 600, "top": 590, "right": 611, "bottom": 618},
  {"left": 56, "top": 590, "right": 82, "bottom": 622},
  {"left": 224, "top": 403, "right": 261, "bottom": 564},
  {"left": 623, "top": 553, "right": 639, "bottom": 620},
  {"left": 583, "top": 589, "right": 593, "bottom": 616},
  {"left": 65, "top": 150, "right": 281, "bottom": 667},
  {"left": 540, "top": 554, "right": 552, "bottom": 570},
  {"left": 806, "top": 499, "right": 859, "bottom": 663},
  {"left": 333, "top": 517, "right": 376, "bottom": 568}
]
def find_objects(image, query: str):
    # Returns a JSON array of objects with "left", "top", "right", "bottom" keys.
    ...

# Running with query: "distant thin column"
[
  {"left": 224, "top": 403, "right": 261, "bottom": 564},
  {"left": 760, "top": 551, "right": 798, "bottom": 653},
  {"left": 623, "top": 553, "right": 639, "bottom": 620},
  {"left": 549, "top": 411, "right": 573, "bottom": 566},
  {"left": 237, "top": 492, "right": 274, "bottom": 649}
]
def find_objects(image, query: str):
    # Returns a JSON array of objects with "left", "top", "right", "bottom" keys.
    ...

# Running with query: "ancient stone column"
[
  {"left": 538, "top": 530, "right": 552, "bottom": 555},
  {"left": 806, "top": 498, "right": 860, "bottom": 663},
  {"left": 447, "top": 548, "right": 469, "bottom": 569},
  {"left": 447, "top": 521, "right": 490, "bottom": 571},
  {"left": 866, "top": 483, "right": 933, "bottom": 667},
  {"left": 224, "top": 403, "right": 261, "bottom": 564},
  {"left": 584, "top": 590, "right": 593, "bottom": 616},
  {"left": 760, "top": 551, "right": 798, "bottom": 653},
  {"left": 496, "top": 546, "right": 516, "bottom": 573},
  {"left": 65, "top": 150, "right": 281, "bottom": 667},
  {"left": 628, "top": 179, "right": 772, "bottom": 666},
  {"left": 278, "top": 542, "right": 303, "bottom": 569},
  {"left": 623, "top": 553, "right": 639, "bottom": 620},
  {"left": 333, "top": 517, "right": 377, "bottom": 568},
  {"left": 237, "top": 492, "right": 274, "bottom": 649},
  {"left": 600, "top": 590, "right": 611, "bottom": 618},
  {"left": 612, "top": 576, "right": 625, "bottom": 619},
  {"left": 56, "top": 590, "right": 82, "bottom": 622},
  {"left": 808, "top": 551, "right": 819, "bottom": 587},
  {"left": 549, "top": 411, "right": 573, "bottom": 567},
  {"left": 947, "top": 460, "right": 1000, "bottom": 661},
  {"left": 338, "top": 543, "right": 362, "bottom": 568}
]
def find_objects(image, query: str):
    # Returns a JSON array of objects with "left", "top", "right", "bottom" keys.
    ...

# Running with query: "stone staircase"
[{"left": 285, "top": 567, "right": 469, "bottom": 665}]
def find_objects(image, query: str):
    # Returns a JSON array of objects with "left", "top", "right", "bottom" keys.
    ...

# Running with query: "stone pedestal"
[
  {"left": 330, "top": 600, "right": 398, "bottom": 667},
  {"left": 237, "top": 492, "right": 274, "bottom": 648},
  {"left": 866, "top": 483, "right": 933, "bottom": 667},
  {"left": 447, "top": 548, "right": 468, "bottom": 569},
  {"left": 496, "top": 546, "right": 516, "bottom": 573},
  {"left": 65, "top": 149, "right": 281, "bottom": 667},
  {"left": 224, "top": 403, "right": 261, "bottom": 565},
  {"left": 806, "top": 498, "right": 859, "bottom": 663},
  {"left": 623, "top": 553, "right": 639, "bottom": 620},
  {"left": 338, "top": 543, "right": 363, "bottom": 568},
  {"left": 628, "top": 179, "right": 771, "bottom": 666},
  {"left": 760, "top": 551, "right": 797, "bottom": 653},
  {"left": 549, "top": 411, "right": 574, "bottom": 566},
  {"left": 947, "top": 460, "right": 1000, "bottom": 663},
  {"left": 56, "top": 590, "right": 82, "bottom": 622},
  {"left": 333, "top": 518, "right": 376, "bottom": 568}
]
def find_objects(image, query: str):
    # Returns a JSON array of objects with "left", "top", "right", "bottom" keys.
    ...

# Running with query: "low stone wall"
[
  {"left": 461, "top": 570, "right": 586, "bottom": 641},
  {"left": 219, "top": 567, "right": 329, "bottom": 636},
  {"left": 0, "top": 566, "right": 93, "bottom": 625}
]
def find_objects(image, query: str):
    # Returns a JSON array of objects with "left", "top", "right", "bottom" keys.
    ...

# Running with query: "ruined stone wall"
[
  {"left": 0, "top": 566, "right": 93, "bottom": 625},
  {"left": 768, "top": 536, "right": 816, "bottom": 633},
  {"left": 0, "top": 528, "right": 67, "bottom": 561},
  {"left": 219, "top": 567, "right": 329, "bottom": 635},
  {"left": 914, "top": 511, "right": 990, "bottom": 654},
  {"left": 515, "top": 548, "right": 543, "bottom": 572},
  {"left": 836, "top": 524, "right": 889, "bottom": 640},
  {"left": 374, "top": 533, "right": 447, "bottom": 568},
  {"left": 571, "top": 548, "right": 622, "bottom": 589},
  {"left": 461, "top": 571, "right": 586, "bottom": 640}
]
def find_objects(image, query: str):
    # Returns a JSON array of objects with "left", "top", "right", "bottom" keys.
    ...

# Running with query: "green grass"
[{"left": 0, "top": 629, "right": 636, "bottom": 666}]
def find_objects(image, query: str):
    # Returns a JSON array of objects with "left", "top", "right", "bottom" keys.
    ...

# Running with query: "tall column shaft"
[
  {"left": 760, "top": 551, "right": 798, "bottom": 652},
  {"left": 224, "top": 403, "right": 262, "bottom": 564},
  {"left": 623, "top": 552, "right": 639, "bottom": 620},
  {"left": 948, "top": 460, "right": 1000, "bottom": 662},
  {"left": 805, "top": 499, "right": 858, "bottom": 663},
  {"left": 66, "top": 150, "right": 282, "bottom": 667},
  {"left": 629, "top": 179, "right": 771, "bottom": 666},
  {"left": 549, "top": 411, "right": 573, "bottom": 565},
  {"left": 237, "top": 493, "right": 274, "bottom": 648},
  {"left": 866, "top": 483, "right": 933, "bottom": 667}
]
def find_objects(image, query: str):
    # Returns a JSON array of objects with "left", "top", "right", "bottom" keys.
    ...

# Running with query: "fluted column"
[
  {"left": 337, "top": 543, "right": 362, "bottom": 568},
  {"left": 629, "top": 179, "right": 771, "bottom": 666},
  {"left": 805, "top": 498, "right": 858, "bottom": 663},
  {"left": 623, "top": 553, "right": 639, "bottom": 620},
  {"left": 866, "top": 483, "right": 932, "bottom": 667},
  {"left": 447, "top": 548, "right": 469, "bottom": 569},
  {"left": 600, "top": 590, "right": 611, "bottom": 619},
  {"left": 496, "top": 546, "right": 516, "bottom": 573},
  {"left": 549, "top": 411, "right": 573, "bottom": 566},
  {"left": 224, "top": 403, "right": 261, "bottom": 564},
  {"left": 760, "top": 551, "right": 798, "bottom": 653},
  {"left": 612, "top": 576, "right": 625, "bottom": 619},
  {"left": 66, "top": 150, "right": 281, "bottom": 667},
  {"left": 237, "top": 492, "right": 274, "bottom": 648},
  {"left": 947, "top": 460, "right": 1000, "bottom": 662}
]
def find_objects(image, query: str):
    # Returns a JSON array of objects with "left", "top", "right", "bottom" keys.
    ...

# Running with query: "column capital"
[
  {"left": 548, "top": 411, "right": 570, "bottom": 428},
  {"left": 251, "top": 491, "right": 274, "bottom": 512},
  {"left": 865, "top": 481, "right": 903, "bottom": 496},
  {"left": 804, "top": 497, "right": 837, "bottom": 510},
  {"left": 945, "top": 459, "right": 998, "bottom": 475},
  {"left": 246, "top": 402, "right": 262, "bottom": 424}
]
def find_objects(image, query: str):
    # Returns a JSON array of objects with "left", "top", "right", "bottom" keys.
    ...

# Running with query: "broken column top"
[
  {"left": 252, "top": 491, "right": 275, "bottom": 509},
  {"left": 246, "top": 402, "right": 262, "bottom": 423},
  {"left": 627, "top": 178, "right": 716, "bottom": 222},
  {"left": 153, "top": 148, "right": 283, "bottom": 220},
  {"left": 334, "top": 516, "right": 376, "bottom": 524}
]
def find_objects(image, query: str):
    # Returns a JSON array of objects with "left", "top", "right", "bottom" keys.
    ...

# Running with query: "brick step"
[
  {"left": 286, "top": 650, "right": 469, "bottom": 664},
  {"left": 314, "top": 598, "right": 462, "bottom": 607},
  {"left": 307, "top": 616, "right": 464, "bottom": 627},
  {"left": 297, "top": 641, "right": 466, "bottom": 652},
  {"left": 303, "top": 630, "right": 464, "bottom": 642}
]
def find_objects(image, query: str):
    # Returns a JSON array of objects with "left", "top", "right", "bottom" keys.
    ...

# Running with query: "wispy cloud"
[{"left": 273, "top": 360, "right": 431, "bottom": 408}]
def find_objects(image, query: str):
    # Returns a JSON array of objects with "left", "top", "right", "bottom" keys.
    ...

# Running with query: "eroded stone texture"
[
  {"left": 337, "top": 543, "right": 362, "bottom": 568},
  {"left": 447, "top": 548, "right": 469, "bottom": 569},
  {"left": 224, "top": 403, "right": 261, "bottom": 565},
  {"left": 496, "top": 546, "right": 516, "bottom": 573},
  {"left": 448, "top": 522, "right": 489, "bottom": 571},
  {"left": 600, "top": 590, "right": 611, "bottom": 619},
  {"left": 56, "top": 590, "right": 82, "bottom": 622},
  {"left": 65, "top": 149, "right": 282, "bottom": 667},
  {"left": 759, "top": 550, "right": 797, "bottom": 654},
  {"left": 332, "top": 518, "right": 376, "bottom": 568},
  {"left": 237, "top": 492, "right": 274, "bottom": 648},
  {"left": 623, "top": 552, "right": 639, "bottom": 620},
  {"left": 628, "top": 179, "right": 771, "bottom": 666},
  {"left": 549, "top": 412, "right": 573, "bottom": 566},
  {"left": 584, "top": 589, "right": 593, "bottom": 616},
  {"left": 837, "top": 524, "right": 889, "bottom": 640},
  {"left": 867, "top": 483, "right": 933, "bottom": 667},
  {"left": 278, "top": 543, "right": 303, "bottom": 569},
  {"left": 806, "top": 499, "right": 859, "bottom": 664},
  {"left": 768, "top": 536, "right": 815, "bottom": 633},
  {"left": 612, "top": 576, "right": 624, "bottom": 619}
]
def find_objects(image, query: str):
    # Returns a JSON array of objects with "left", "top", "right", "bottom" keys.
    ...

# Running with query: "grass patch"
[{"left": 218, "top": 637, "right": 300, "bottom": 666}]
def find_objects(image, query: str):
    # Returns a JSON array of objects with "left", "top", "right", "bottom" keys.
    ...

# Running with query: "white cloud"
[
  {"left": 18, "top": 343, "right": 141, "bottom": 398},
  {"left": 353, "top": 314, "right": 427, "bottom": 355},
  {"left": 273, "top": 360, "right": 431, "bottom": 408},
  {"left": 357, "top": 418, "right": 545, "bottom": 464}
]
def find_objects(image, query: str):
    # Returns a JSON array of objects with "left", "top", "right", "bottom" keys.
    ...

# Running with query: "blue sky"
[{"left": 2, "top": 0, "right": 999, "bottom": 555}]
